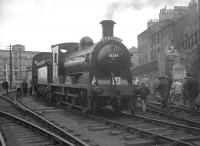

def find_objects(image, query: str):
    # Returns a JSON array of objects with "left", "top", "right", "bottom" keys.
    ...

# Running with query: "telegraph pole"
[
  {"left": 19, "top": 49, "right": 21, "bottom": 80},
  {"left": 199, "top": 0, "right": 200, "bottom": 34},
  {"left": 198, "top": 0, "right": 200, "bottom": 84},
  {"left": 9, "top": 44, "right": 12, "bottom": 89}
]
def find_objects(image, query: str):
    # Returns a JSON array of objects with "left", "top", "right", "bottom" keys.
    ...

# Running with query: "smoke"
[{"left": 105, "top": 0, "right": 183, "bottom": 19}]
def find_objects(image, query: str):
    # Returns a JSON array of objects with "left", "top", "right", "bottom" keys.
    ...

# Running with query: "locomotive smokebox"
[{"left": 100, "top": 20, "right": 116, "bottom": 38}]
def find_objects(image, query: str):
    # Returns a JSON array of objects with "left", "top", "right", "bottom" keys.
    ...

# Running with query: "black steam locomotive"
[{"left": 32, "top": 20, "right": 136, "bottom": 112}]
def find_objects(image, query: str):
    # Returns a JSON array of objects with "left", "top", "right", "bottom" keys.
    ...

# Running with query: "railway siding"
[
  {"left": 17, "top": 94, "right": 200, "bottom": 146},
  {"left": 146, "top": 101, "right": 200, "bottom": 128},
  {"left": 0, "top": 95, "right": 89, "bottom": 146}
]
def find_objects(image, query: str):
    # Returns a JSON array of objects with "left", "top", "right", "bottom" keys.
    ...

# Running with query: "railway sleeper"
[{"left": 124, "top": 138, "right": 156, "bottom": 146}]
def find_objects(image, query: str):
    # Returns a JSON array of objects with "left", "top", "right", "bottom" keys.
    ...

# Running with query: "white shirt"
[{"left": 171, "top": 81, "right": 183, "bottom": 94}]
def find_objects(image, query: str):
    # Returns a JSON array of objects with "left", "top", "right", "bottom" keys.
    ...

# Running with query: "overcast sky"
[{"left": 0, "top": 0, "right": 190, "bottom": 52}]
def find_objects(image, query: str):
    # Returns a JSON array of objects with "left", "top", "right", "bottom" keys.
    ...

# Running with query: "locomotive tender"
[{"left": 32, "top": 20, "right": 136, "bottom": 112}]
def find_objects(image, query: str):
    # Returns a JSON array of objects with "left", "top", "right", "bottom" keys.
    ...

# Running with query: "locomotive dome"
[{"left": 79, "top": 36, "right": 94, "bottom": 49}]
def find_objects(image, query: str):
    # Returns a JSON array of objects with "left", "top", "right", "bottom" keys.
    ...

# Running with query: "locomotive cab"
[{"left": 51, "top": 43, "right": 79, "bottom": 83}]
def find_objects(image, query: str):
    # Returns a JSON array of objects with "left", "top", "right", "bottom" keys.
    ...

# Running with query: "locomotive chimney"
[{"left": 100, "top": 20, "right": 116, "bottom": 38}]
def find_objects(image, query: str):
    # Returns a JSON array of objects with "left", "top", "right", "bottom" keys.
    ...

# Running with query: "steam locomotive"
[{"left": 32, "top": 20, "right": 136, "bottom": 112}]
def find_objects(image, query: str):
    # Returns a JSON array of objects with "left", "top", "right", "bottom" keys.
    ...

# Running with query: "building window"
[
  {"left": 157, "top": 32, "right": 160, "bottom": 43},
  {"left": 15, "top": 71, "right": 18, "bottom": 76},
  {"left": 146, "top": 55, "right": 148, "bottom": 63},
  {"left": 157, "top": 48, "right": 160, "bottom": 53},
  {"left": 185, "top": 34, "right": 188, "bottom": 38},
  {"left": 26, "top": 67, "right": 31, "bottom": 71},
  {"left": 139, "top": 58, "right": 141, "bottom": 65},
  {"left": 153, "top": 34, "right": 156, "bottom": 45},
  {"left": 194, "top": 31, "right": 198, "bottom": 43},
  {"left": 151, "top": 50, "right": 153, "bottom": 60},
  {"left": 54, "top": 53, "right": 57, "bottom": 63}
]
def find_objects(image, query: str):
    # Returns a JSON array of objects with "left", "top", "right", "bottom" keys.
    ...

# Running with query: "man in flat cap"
[{"left": 185, "top": 73, "right": 199, "bottom": 108}]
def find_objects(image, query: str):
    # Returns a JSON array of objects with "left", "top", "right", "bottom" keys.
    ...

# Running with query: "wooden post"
[{"left": 9, "top": 44, "right": 12, "bottom": 89}]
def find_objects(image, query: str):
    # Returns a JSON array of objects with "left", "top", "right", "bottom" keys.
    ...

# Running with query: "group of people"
[
  {"left": 170, "top": 73, "right": 199, "bottom": 108},
  {"left": 154, "top": 73, "right": 199, "bottom": 109},
  {"left": 134, "top": 73, "right": 200, "bottom": 112},
  {"left": 1, "top": 79, "right": 33, "bottom": 97},
  {"left": 16, "top": 79, "right": 33, "bottom": 97}
]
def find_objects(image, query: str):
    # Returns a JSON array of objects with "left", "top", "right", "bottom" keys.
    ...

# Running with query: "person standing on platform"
[
  {"left": 155, "top": 76, "right": 171, "bottom": 108},
  {"left": 170, "top": 79, "right": 183, "bottom": 106},
  {"left": 153, "top": 77, "right": 160, "bottom": 101},
  {"left": 195, "top": 92, "right": 200, "bottom": 109},
  {"left": 28, "top": 80, "right": 33, "bottom": 96},
  {"left": 165, "top": 74, "right": 173, "bottom": 91},
  {"left": 183, "top": 77, "right": 189, "bottom": 106},
  {"left": 135, "top": 77, "right": 140, "bottom": 85},
  {"left": 2, "top": 80, "right": 9, "bottom": 96},
  {"left": 21, "top": 79, "right": 28, "bottom": 97},
  {"left": 186, "top": 73, "right": 199, "bottom": 108},
  {"left": 142, "top": 75, "right": 151, "bottom": 90},
  {"left": 16, "top": 81, "right": 22, "bottom": 97},
  {"left": 139, "top": 82, "right": 151, "bottom": 112}
]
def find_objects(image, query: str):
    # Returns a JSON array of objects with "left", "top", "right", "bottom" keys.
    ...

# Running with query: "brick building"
[{"left": 0, "top": 44, "right": 45, "bottom": 87}]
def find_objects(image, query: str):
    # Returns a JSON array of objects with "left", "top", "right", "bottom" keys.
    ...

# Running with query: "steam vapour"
[{"left": 106, "top": 0, "right": 182, "bottom": 19}]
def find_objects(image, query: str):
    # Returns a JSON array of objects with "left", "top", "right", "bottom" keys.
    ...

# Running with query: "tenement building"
[
  {"left": 132, "top": 0, "right": 199, "bottom": 84},
  {"left": 0, "top": 44, "right": 43, "bottom": 87}
]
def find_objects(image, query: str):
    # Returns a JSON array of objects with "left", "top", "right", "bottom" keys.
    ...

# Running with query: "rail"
[
  {"left": 13, "top": 96, "right": 90, "bottom": 146},
  {"left": 0, "top": 111, "right": 75, "bottom": 146},
  {"left": 0, "top": 131, "right": 6, "bottom": 146}
]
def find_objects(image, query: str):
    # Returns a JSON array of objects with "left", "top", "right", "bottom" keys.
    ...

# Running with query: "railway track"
[
  {"left": 17, "top": 94, "right": 200, "bottom": 146},
  {"left": 0, "top": 94, "right": 90, "bottom": 146},
  {"left": 146, "top": 101, "right": 200, "bottom": 128},
  {"left": 0, "top": 111, "right": 74, "bottom": 146},
  {"left": 99, "top": 110, "right": 200, "bottom": 146}
]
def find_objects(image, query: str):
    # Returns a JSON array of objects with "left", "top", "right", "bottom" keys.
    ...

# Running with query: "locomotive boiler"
[{"left": 33, "top": 20, "right": 136, "bottom": 112}]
